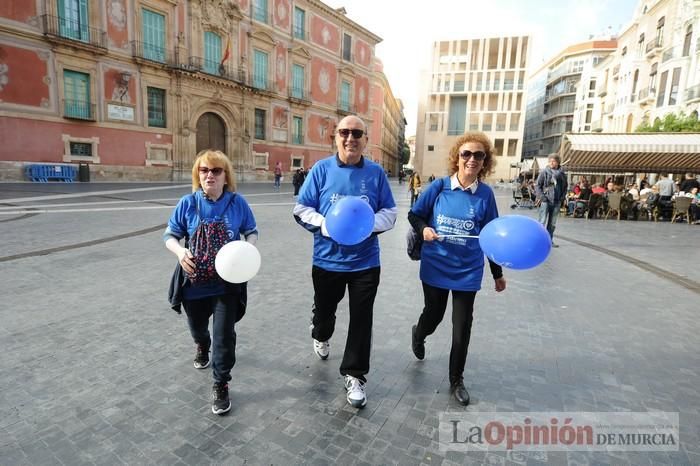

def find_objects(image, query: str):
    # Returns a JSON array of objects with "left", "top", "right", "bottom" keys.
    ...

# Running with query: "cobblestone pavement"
[{"left": 0, "top": 181, "right": 698, "bottom": 465}]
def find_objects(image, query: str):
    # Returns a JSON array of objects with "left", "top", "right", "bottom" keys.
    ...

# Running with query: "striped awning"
[{"left": 560, "top": 133, "right": 700, "bottom": 173}]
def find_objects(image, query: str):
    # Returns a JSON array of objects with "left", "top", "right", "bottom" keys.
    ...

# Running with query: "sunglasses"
[
  {"left": 337, "top": 128, "right": 365, "bottom": 139},
  {"left": 459, "top": 150, "right": 487, "bottom": 161},
  {"left": 199, "top": 167, "right": 224, "bottom": 176}
]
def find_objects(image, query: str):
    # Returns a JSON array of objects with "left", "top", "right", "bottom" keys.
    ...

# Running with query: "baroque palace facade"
[{"left": 0, "top": 0, "right": 404, "bottom": 181}]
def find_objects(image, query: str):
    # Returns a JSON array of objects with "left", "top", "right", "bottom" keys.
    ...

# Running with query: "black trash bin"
[{"left": 78, "top": 163, "right": 90, "bottom": 182}]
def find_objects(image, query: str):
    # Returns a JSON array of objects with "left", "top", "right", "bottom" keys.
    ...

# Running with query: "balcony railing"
[
  {"left": 545, "top": 85, "right": 577, "bottom": 102},
  {"left": 638, "top": 87, "right": 656, "bottom": 104},
  {"left": 612, "top": 64, "right": 620, "bottom": 77},
  {"left": 685, "top": 84, "right": 700, "bottom": 103},
  {"left": 662, "top": 47, "right": 676, "bottom": 63},
  {"left": 646, "top": 37, "right": 663, "bottom": 55},
  {"left": 63, "top": 99, "right": 95, "bottom": 121},
  {"left": 337, "top": 101, "right": 356, "bottom": 115},
  {"left": 41, "top": 14, "right": 106, "bottom": 50},
  {"left": 131, "top": 41, "right": 175, "bottom": 66},
  {"left": 289, "top": 87, "right": 311, "bottom": 103},
  {"left": 251, "top": 74, "right": 272, "bottom": 92},
  {"left": 183, "top": 57, "right": 244, "bottom": 83}
]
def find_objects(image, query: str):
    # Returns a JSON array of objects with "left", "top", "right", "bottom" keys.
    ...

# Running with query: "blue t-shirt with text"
[{"left": 411, "top": 177, "right": 499, "bottom": 291}]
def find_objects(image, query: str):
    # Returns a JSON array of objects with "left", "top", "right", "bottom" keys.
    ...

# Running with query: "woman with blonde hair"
[
  {"left": 164, "top": 150, "right": 258, "bottom": 415},
  {"left": 408, "top": 132, "right": 506, "bottom": 405}
]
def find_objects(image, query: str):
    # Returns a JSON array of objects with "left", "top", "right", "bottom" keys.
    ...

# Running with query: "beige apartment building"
[
  {"left": 595, "top": 0, "right": 700, "bottom": 132},
  {"left": 414, "top": 36, "right": 530, "bottom": 182},
  {"left": 523, "top": 40, "right": 617, "bottom": 159},
  {"left": 0, "top": 0, "right": 405, "bottom": 181}
]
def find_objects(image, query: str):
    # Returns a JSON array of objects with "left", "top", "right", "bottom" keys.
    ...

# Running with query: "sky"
[{"left": 323, "top": 0, "right": 640, "bottom": 136}]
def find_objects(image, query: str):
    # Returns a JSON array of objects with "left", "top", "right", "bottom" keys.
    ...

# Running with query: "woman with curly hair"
[{"left": 407, "top": 132, "right": 506, "bottom": 405}]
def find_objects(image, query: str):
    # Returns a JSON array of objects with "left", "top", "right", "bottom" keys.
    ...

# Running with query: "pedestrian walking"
[
  {"left": 164, "top": 150, "right": 258, "bottom": 415},
  {"left": 534, "top": 154, "right": 567, "bottom": 247},
  {"left": 292, "top": 115, "right": 397, "bottom": 408},
  {"left": 408, "top": 132, "right": 506, "bottom": 406}
]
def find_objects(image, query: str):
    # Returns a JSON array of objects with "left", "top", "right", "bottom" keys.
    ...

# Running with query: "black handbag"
[
  {"left": 406, "top": 226, "right": 423, "bottom": 261},
  {"left": 168, "top": 236, "right": 189, "bottom": 314}
]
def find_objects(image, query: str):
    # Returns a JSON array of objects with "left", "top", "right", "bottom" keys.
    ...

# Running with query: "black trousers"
[
  {"left": 415, "top": 282, "right": 477, "bottom": 384},
  {"left": 311, "top": 265, "right": 380, "bottom": 382}
]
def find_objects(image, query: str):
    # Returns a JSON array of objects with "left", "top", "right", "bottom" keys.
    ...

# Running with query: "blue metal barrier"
[{"left": 25, "top": 164, "right": 77, "bottom": 182}]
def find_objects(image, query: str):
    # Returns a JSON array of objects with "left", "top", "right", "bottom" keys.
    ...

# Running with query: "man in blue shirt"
[{"left": 293, "top": 115, "right": 397, "bottom": 408}]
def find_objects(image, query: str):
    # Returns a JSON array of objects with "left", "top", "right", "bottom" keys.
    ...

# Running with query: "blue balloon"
[
  {"left": 325, "top": 196, "right": 375, "bottom": 245},
  {"left": 478, "top": 215, "right": 551, "bottom": 270}
]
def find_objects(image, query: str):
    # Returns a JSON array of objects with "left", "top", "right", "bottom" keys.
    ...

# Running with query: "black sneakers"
[
  {"left": 194, "top": 343, "right": 210, "bottom": 369},
  {"left": 411, "top": 325, "right": 425, "bottom": 360},
  {"left": 211, "top": 382, "right": 231, "bottom": 415}
]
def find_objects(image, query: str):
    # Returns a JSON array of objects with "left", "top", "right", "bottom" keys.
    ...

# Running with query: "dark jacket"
[{"left": 535, "top": 167, "right": 568, "bottom": 204}]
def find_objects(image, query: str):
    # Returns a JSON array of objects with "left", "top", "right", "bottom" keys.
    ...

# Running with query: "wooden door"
[{"left": 196, "top": 112, "right": 226, "bottom": 154}]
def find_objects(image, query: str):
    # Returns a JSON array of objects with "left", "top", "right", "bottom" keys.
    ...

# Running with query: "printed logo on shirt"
[{"left": 329, "top": 193, "right": 370, "bottom": 204}]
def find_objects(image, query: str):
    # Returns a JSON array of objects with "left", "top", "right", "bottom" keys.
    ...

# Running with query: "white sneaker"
[
  {"left": 313, "top": 339, "right": 329, "bottom": 360},
  {"left": 344, "top": 375, "right": 367, "bottom": 408}
]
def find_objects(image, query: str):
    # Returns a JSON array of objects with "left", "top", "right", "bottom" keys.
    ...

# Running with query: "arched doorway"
[
  {"left": 196, "top": 112, "right": 226, "bottom": 154},
  {"left": 625, "top": 114, "right": 634, "bottom": 132}
]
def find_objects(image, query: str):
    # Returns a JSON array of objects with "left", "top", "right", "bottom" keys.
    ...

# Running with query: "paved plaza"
[{"left": 0, "top": 180, "right": 698, "bottom": 465}]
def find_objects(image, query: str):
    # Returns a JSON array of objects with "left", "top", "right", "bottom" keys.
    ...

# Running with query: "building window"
[
  {"left": 656, "top": 70, "right": 668, "bottom": 107},
  {"left": 253, "top": 49, "right": 268, "bottom": 90},
  {"left": 448, "top": 97, "right": 466, "bottom": 135},
  {"left": 292, "top": 116, "right": 303, "bottom": 144},
  {"left": 342, "top": 33, "right": 352, "bottom": 61},
  {"left": 291, "top": 156, "right": 304, "bottom": 169},
  {"left": 427, "top": 145, "right": 434, "bottom": 151},
  {"left": 147, "top": 87, "right": 166, "bottom": 128},
  {"left": 429, "top": 114, "right": 439, "bottom": 131},
  {"left": 668, "top": 67, "right": 681, "bottom": 106},
  {"left": 63, "top": 70, "right": 92, "bottom": 120},
  {"left": 203, "top": 31, "right": 222, "bottom": 75},
  {"left": 69, "top": 141, "right": 92, "bottom": 156},
  {"left": 62, "top": 134, "right": 100, "bottom": 163},
  {"left": 293, "top": 7, "right": 305, "bottom": 39},
  {"left": 656, "top": 16, "right": 665, "bottom": 46},
  {"left": 253, "top": 0, "right": 268, "bottom": 23},
  {"left": 637, "top": 33, "right": 645, "bottom": 56},
  {"left": 683, "top": 25, "right": 692, "bottom": 57},
  {"left": 142, "top": 8, "right": 166, "bottom": 63},
  {"left": 291, "top": 64, "right": 304, "bottom": 99},
  {"left": 621, "top": 46, "right": 627, "bottom": 57},
  {"left": 340, "top": 80, "right": 351, "bottom": 110},
  {"left": 58, "top": 0, "right": 89, "bottom": 42},
  {"left": 254, "top": 108, "right": 266, "bottom": 140}
]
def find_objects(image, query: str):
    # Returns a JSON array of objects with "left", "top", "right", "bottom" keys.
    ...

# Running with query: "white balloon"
[{"left": 215, "top": 241, "right": 261, "bottom": 283}]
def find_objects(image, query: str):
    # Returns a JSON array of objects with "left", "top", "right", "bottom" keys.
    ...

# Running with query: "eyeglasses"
[
  {"left": 199, "top": 167, "right": 224, "bottom": 176},
  {"left": 337, "top": 128, "right": 365, "bottom": 139},
  {"left": 459, "top": 150, "right": 487, "bottom": 161}
]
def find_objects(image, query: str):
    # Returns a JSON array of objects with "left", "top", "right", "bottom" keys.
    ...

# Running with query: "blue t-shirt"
[
  {"left": 411, "top": 177, "right": 499, "bottom": 291},
  {"left": 164, "top": 190, "right": 257, "bottom": 299},
  {"left": 296, "top": 155, "right": 396, "bottom": 271}
]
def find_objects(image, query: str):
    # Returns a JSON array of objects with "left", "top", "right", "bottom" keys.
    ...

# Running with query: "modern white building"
[{"left": 414, "top": 36, "right": 531, "bottom": 182}]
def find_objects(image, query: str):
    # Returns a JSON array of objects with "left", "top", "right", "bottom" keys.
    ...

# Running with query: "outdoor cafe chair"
[
  {"left": 671, "top": 196, "right": 693, "bottom": 224},
  {"left": 604, "top": 192, "right": 623, "bottom": 220}
]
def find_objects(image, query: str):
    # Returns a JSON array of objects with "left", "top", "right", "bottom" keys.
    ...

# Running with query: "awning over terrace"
[{"left": 560, "top": 133, "right": 700, "bottom": 173}]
